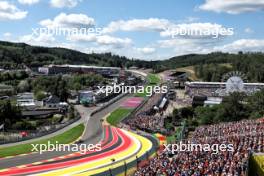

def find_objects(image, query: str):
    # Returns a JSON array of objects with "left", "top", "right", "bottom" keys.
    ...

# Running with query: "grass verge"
[
  {"left": 106, "top": 108, "right": 133, "bottom": 126},
  {"left": 147, "top": 73, "right": 160, "bottom": 85},
  {"left": 107, "top": 74, "right": 160, "bottom": 126},
  {"left": 0, "top": 123, "right": 84, "bottom": 157},
  {"left": 135, "top": 73, "right": 160, "bottom": 97}
]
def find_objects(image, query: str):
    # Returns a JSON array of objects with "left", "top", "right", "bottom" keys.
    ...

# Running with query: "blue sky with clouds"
[{"left": 0, "top": 0, "right": 264, "bottom": 60}]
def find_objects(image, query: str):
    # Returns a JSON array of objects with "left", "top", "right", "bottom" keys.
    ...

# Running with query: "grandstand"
[
  {"left": 185, "top": 81, "right": 264, "bottom": 97},
  {"left": 135, "top": 118, "right": 264, "bottom": 176},
  {"left": 38, "top": 64, "right": 120, "bottom": 76},
  {"left": 124, "top": 93, "right": 169, "bottom": 134}
]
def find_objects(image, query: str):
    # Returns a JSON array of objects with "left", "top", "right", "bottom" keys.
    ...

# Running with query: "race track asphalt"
[{"left": 0, "top": 94, "right": 132, "bottom": 169}]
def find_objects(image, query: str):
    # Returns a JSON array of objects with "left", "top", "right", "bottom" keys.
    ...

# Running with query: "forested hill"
[
  {"left": 158, "top": 52, "right": 233, "bottom": 68},
  {"left": 154, "top": 52, "right": 264, "bottom": 82},
  {"left": 1, "top": 41, "right": 264, "bottom": 82},
  {"left": 0, "top": 41, "right": 151, "bottom": 69},
  {"left": 157, "top": 52, "right": 264, "bottom": 69}
]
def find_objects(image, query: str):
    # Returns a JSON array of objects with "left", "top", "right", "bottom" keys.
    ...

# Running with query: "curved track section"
[{"left": 0, "top": 125, "right": 154, "bottom": 176}]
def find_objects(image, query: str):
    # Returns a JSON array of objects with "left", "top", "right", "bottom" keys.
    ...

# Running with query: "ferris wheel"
[{"left": 222, "top": 71, "right": 248, "bottom": 93}]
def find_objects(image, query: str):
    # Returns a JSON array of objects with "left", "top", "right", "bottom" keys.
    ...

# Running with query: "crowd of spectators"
[
  {"left": 186, "top": 85, "right": 262, "bottom": 98},
  {"left": 124, "top": 93, "right": 167, "bottom": 133},
  {"left": 186, "top": 88, "right": 218, "bottom": 98},
  {"left": 134, "top": 118, "right": 264, "bottom": 176},
  {"left": 126, "top": 114, "right": 165, "bottom": 133},
  {"left": 193, "top": 119, "right": 264, "bottom": 139}
]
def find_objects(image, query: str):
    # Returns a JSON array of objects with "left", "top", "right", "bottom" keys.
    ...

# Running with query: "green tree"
[
  {"left": 248, "top": 89, "right": 264, "bottom": 118},
  {"left": 221, "top": 92, "right": 248, "bottom": 121},
  {"left": 58, "top": 79, "right": 69, "bottom": 102},
  {"left": 0, "top": 100, "right": 21, "bottom": 129},
  {"left": 34, "top": 91, "right": 46, "bottom": 101},
  {"left": 17, "top": 80, "right": 30, "bottom": 92},
  {"left": 68, "top": 105, "right": 75, "bottom": 119},
  {"left": 195, "top": 106, "right": 217, "bottom": 125}
]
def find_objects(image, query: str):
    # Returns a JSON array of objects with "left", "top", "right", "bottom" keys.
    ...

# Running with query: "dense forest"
[
  {"left": 192, "top": 52, "right": 264, "bottom": 82},
  {"left": 0, "top": 41, "right": 151, "bottom": 69},
  {"left": 1, "top": 41, "right": 264, "bottom": 82},
  {"left": 156, "top": 52, "right": 264, "bottom": 82}
]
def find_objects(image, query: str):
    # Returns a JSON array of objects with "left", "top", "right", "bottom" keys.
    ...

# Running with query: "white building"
[
  {"left": 204, "top": 97, "right": 223, "bottom": 107},
  {"left": 43, "top": 95, "right": 61, "bottom": 108},
  {"left": 17, "top": 92, "right": 36, "bottom": 108}
]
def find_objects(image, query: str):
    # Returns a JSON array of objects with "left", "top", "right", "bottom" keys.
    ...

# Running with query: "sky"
[{"left": 0, "top": 0, "right": 264, "bottom": 60}]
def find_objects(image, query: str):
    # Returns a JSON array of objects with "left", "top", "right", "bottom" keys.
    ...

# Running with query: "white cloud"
[
  {"left": 244, "top": 27, "right": 254, "bottom": 33},
  {"left": 184, "top": 17, "right": 200, "bottom": 23},
  {"left": 67, "top": 33, "right": 97, "bottom": 42},
  {"left": 50, "top": 0, "right": 82, "bottom": 8},
  {"left": 39, "top": 13, "right": 133, "bottom": 49},
  {"left": 19, "top": 34, "right": 56, "bottom": 46},
  {"left": 3, "top": 32, "right": 12, "bottom": 37},
  {"left": 1, "top": 32, "right": 12, "bottom": 41},
  {"left": 158, "top": 39, "right": 196, "bottom": 48},
  {"left": 68, "top": 34, "right": 132, "bottom": 48},
  {"left": 157, "top": 38, "right": 264, "bottom": 57},
  {"left": 18, "top": 0, "right": 40, "bottom": 5},
  {"left": 75, "top": 38, "right": 264, "bottom": 59},
  {"left": 95, "top": 35, "right": 132, "bottom": 48},
  {"left": 214, "top": 39, "right": 264, "bottom": 52},
  {"left": 39, "top": 13, "right": 95, "bottom": 28},
  {"left": 199, "top": 0, "right": 264, "bottom": 14},
  {"left": 103, "top": 18, "right": 233, "bottom": 39},
  {"left": 160, "top": 22, "right": 234, "bottom": 39},
  {"left": 135, "top": 47, "right": 156, "bottom": 54},
  {"left": 0, "top": 1, "right": 27, "bottom": 20},
  {"left": 102, "top": 18, "right": 171, "bottom": 33},
  {"left": 157, "top": 39, "right": 208, "bottom": 56}
]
